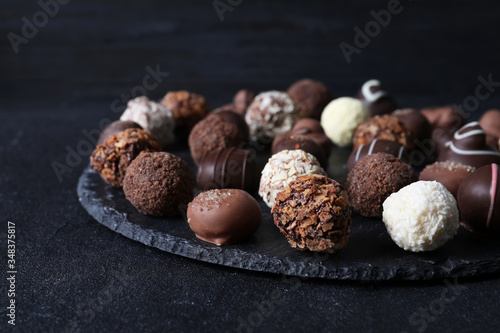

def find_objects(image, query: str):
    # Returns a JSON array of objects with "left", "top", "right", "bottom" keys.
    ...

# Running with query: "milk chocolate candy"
[{"left": 347, "top": 139, "right": 409, "bottom": 171}]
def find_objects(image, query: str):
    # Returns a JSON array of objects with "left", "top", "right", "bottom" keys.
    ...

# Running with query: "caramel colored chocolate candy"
[
  {"left": 352, "top": 115, "right": 410, "bottom": 150},
  {"left": 97, "top": 120, "right": 142, "bottom": 145},
  {"left": 187, "top": 189, "right": 262, "bottom": 246}
]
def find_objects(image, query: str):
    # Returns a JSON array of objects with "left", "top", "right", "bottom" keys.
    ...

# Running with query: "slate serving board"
[{"left": 77, "top": 146, "right": 500, "bottom": 281}]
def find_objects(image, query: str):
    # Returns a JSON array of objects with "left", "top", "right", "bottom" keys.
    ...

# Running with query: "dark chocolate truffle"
[
  {"left": 97, "top": 120, "right": 142, "bottom": 145},
  {"left": 393, "top": 108, "right": 432, "bottom": 152},
  {"left": 352, "top": 115, "right": 410, "bottom": 150},
  {"left": 160, "top": 90, "right": 210, "bottom": 139},
  {"left": 438, "top": 122, "right": 500, "bottom": 169},
  {"left": 188, "top": 113, "right": 247, "bottom": 165},
  {"left": 212, "top": 109, "right": 250, "bottom": 139},
  {"left": 292, "top": 118, "right": 331, "bottom": 159},
  {"left": 187, "top": 189, "right": 262, "bottom": 245},
  {"left": 420, "top": 105, "right": 466, "bottom": 154},
  {"left": 347, "top": 139, "right": 409, "bottom": 171},
  {"left": 272, "top": 174, "right": 351, "bottom": 253},
  {"left": 458, "top": 163, "right": 500, "bottom": 237},
  {"left": 272, "top": 134, "right": 327, "bottom": 167},
  {"left": 357, "top": 79, "right": 398, "bottom": 116},
  {"left": 479, "top": 109, "right": 500, "bottom": 147},
  {"left": 287, "top": 79, "right": 333, "bottom": 120},
  {"left": 90, "top": 128, "right": 161, "bottom": 187},
  {"left": 233, "top": 89, "right": 255, "bottom": 116},
  {"left": 346, "top": 152, "right": 418, "bottom": 217},
  {"left": 419, "top": 161, "right": 476, "bottom": 199},
  {"left": 197, "top": 147, "right": 260, "bottom": 192},
  {"left": 123, "top": 152, "right": 194, "bottom": 216}
]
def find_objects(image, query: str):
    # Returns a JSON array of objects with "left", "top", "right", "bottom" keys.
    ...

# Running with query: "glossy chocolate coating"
[
  {"left": 187, "top": 189, "right": 262, "bottom": 246},
  {"left": 458, "top": 163, "right": 500, "bottom": 237},
  {"left": 272, "top": 134, "right": 327, "bottom": 167},
  {"left": 347, "top": 139, "right": 408, "bottom": 171},
  {"left": 97, "top": 120, "right": 142, "bottom": 145},
  {"left": 197, "top": 147, "right": 260, "bottom": 192},
  {"left": 357, "top": 79, "right": 398, "bottom": 116},
  {"left": 420, "top": 105, "right": 466, "bottom": 154},
  {"left": 438, "top": 122, "right": 500, "bottom": 169},
  {"left": 419, "top": 161, "right": 476, "bottom": 199},
  {"left": 292, "top": 118, "right": 331, "bottom": 159},
  {"left": 393, "top": 108, "right": 432, "bottom": 152}
]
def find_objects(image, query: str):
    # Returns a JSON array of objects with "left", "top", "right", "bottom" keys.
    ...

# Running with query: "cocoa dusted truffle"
[
  {"left": 245, "top": 91, "right": 301, "bottom": 143},
  {"left": 347, "top": 139, "right": 408, "bottom": 171},
  {"left": 90, "top": 128, "right": 161, "bottom": 187},
  {"left": 272, "top": 134, "right": 327, "bottom": 167},
  {"left": 272, "top": 174, "right": 351, "bottom": 253},
  {"left": 123, "top": 152, "right": 194, "bottom": 216},
  {"left": 292, "top": 118, "right": 331, "bottom": 159},
  {"left": 197, "top": 147, "right": 260, "bottom": 192},
  {"left": 352, "top": 115, "right": 410, "bottom": 150},
  {"left": 213, "top": 109, "right": 249, "bottom": 139},
  {"left": 346, "top": 153, "right": 417, "bottom": 217},
  {"left": 357, "top": 79, "right": 398, "bottom": 116},
  {"left": 287, "top": 79, "right": 333, "bottom": 120},
  {"left": 420, "top": 105, "right": 466, "bottom": 154},
  {"left": 458, "top": 163, "right": 500, "bottom": 237},
  {"left": 188, "top": 112, "right": 247, "bottom": 165},
  {"left": 187, "top": 189, "right": 261, "bottom": 246},
  {"left": 160, "top": 90, "right": 210, "bottom": 138},
  {"left": 393, "top": 108, "right": 432, "bottom": 152},
  {"left": 479, "top": 109, "right": 500, "bottom": 147},
  {"left": 438, "top": 122, "right": 500, "bottom": 169},
  {"left": 233, "top": 89, "right": 255, "bottom": 116},
  {"left": 419, "top": 161, "right": 476, "bottom": 199},
  {"left": 97, "top": 120, "right": 142, "bottom": 145}
]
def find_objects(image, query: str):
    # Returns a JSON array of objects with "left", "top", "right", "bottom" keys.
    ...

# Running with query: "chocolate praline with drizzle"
[
  {"left": 357, "top": 79, "right": 398, "bottom": 116},
  {"left": 457, "top": 163, "right": 500, "bottom": 237},
  {"left": 347, "top": 139, "right": 409, "bottom": 171}
]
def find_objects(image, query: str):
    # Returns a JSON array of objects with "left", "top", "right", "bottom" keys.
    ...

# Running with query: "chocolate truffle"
[
  {"left": 457, "top": 163, "right": 500, "bottom": 237},
  {"left": 123, "top": 152, "right": 194, "bottom": 216},
  {"left": 382, "top": 181, "right": 459, "bottom": 252},
  {"left": 90, "top": 128, "right": 161, "bottom": 187},
  {"left": 320, "top": 97, "right": 369, "bottom": 148},
  {"left": 197, "top": 147, "right": 260, "bottom": 192},
  {"left": 287, "top": 79, "right": 333, "bottom": 120},
  {"left": 346, "top": 153, "right": 417, "bottom": 217},
  {"left": 420, "top": 105, "right": 466, "bottom": 154},
  {"left": 352, "top": 115, "right": 410, "bottom": 150},
  {"left": 245, "top": 91, "right": 301, "bottom": 143},
  {"left": 188, "top": 113, "right": 247, "bottom": 165},
  {"left": 419, "top": 161, "right": 476, "bottom": 199},
  {"left": 187, "top": 189, "right": 261, "bottom": 246},
  {"left": 233, "top": 89, "right": 255, "bottom": 116},
  {"left": 160, "top": 90, "right": 210, "bottom": 139},
  {"left": 272, "top": 134, "right": 327, "bottom": 167},
  {"left": 393, "top": 108, "right": 432, "bottom": 152},
  {"left": 479, "top": 109, "right": 500, "bottom": 147},
  {"left": 438, "top": 122, "right": 500, "bottom": 169},
  {"left": 97, "top": 120, "right": 142, "bottom": 145},
  {"left": 212, "top": 109, "right": 250, "bottom": 139},
  {"left": 272, "top": 174, "right": 351, "bottom": 253},
  {"left": 292, "top": 118, "right": 331, "bottom": 159},
  {"left": 347, "top": 139, "right": 409, "bottom": 171},
  {"left": 259, "top": 149, "right": 327, "bottom": 208},
  {"left": 120, "top": 96, "right": 175, "bottom": 147},
  {"left": 357, "top": 79, "right": 398, "bottom": 116}
]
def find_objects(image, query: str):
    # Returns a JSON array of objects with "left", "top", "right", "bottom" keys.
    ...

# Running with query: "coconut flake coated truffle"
[
  {"left": 259, "top": 149, "right": 327, "bottom": 208},
  {"left": 382, "top": 181, "right": 460, "bottom": 252},
  {"left": 160, "top": 90, "right": 210, "bottom": 139},
  {"left": 90, "top": 128, "right": 161, "bottom": 187},
  {"left": 187, "top": 189, "right": 262, "bottom": 246},
  {"left": 123, "top": 152, "right": 194, "bottom": 217},
  {"left": 245, "top": 91, "right": 302, "bottom": 143},
  {"left": 352, "top": 115, "right": 410, "bottom": 150},
  {"left": 120, "top": 96, "right": 175, "bottom": 147},
  {"left": 287, "top": 79, "right": 333, "bottom": 120},
  {"left": 272, "top": 174, "right": 351, "bottom": 253},
  {"left": 320, "top": 97, "right": 369, "bottom": 147},
  {"left": 346, "top": 152, "right": 417, "bottom": 217}
]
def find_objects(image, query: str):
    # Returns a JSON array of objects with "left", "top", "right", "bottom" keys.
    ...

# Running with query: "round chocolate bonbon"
[
  {"left": 287, "top": 78, "right": 333, "bottom": 120},
  {"left": 347, "top": 139, "right": 408, "bottom": 171},
  {"left": 97, "top": 120, "right": 142, "bottom": 145},
  {"left": 272, "top": 134, "right": 327, "bottom": 167},
  {"left": 393, "top": 108, "right": 432, "bottom": 152},
  {"left": 357, "top": 79, "right": 398, "bottom": 116},
  {"left": 419, "top": 161, "right": 476, "bottom": 199},
  {"left": 457, "top": 163, "right": 500, "bottom": 237}
]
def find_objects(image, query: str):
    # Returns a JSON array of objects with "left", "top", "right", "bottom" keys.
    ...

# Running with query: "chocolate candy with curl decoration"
[{"left": 357, "top": 79, "right": 398, "bottom": 116}]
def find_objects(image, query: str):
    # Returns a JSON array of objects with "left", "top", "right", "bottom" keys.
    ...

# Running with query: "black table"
[{"left": 2, "top": 0, "right": 500, "bottom": 332}]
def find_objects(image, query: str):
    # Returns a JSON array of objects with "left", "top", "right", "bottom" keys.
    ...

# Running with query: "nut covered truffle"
[
  {"left": 245, "top": 91, "right": 301, "bottom": 143},
  {"left": 123, "top": 152, "right": 194, "bottom": 216},
  {"left": 382, "top": 181, "right": 459, "bottom": 252},
  {"left": 287, "top": 79, "right": 333, "bottom": 120},
  {"left": 352, "top": 115, "right": 410, "bottom": 150},
  {"left": 346, "top": 153, "right": 417, "bottom": 217},
  {"left": 90, "top": 128, "right": 161, "bottom": 187},
  {"left": 187, "top": 189, "right": 262, "bottom": 246},
  {"left": 97, "top": 120, "right": 142, "bottom": 145},
  {"left": 272, "top": 174, "right": 351, "bottom": 253}
]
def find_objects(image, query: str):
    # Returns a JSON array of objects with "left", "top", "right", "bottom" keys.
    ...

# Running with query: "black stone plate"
[{"left": 77, "top": 147, "right": 500, "bottom": 281}]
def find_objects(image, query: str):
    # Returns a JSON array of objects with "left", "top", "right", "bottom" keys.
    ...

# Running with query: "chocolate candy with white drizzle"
[
  {"left": 357, "top": 79, "right": 398, "bottom": 116},
  {"left": 438, "top": 122, "right": 500, "bottom": 169},
  {"left": 458, "top": 163, "right": 500, "bottom": 237},
  {"left": 346, "top": 139, "right": 409, "bottom": 171}
]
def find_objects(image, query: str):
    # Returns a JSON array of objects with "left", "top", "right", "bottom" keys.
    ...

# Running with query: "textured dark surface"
[{"left": 3, "top": 0, "right": 500, "bottom": 332}]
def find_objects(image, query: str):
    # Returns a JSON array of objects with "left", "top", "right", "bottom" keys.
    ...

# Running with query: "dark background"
[{"left": 1, "top": 0, "right": 500, "bottom": 332}]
